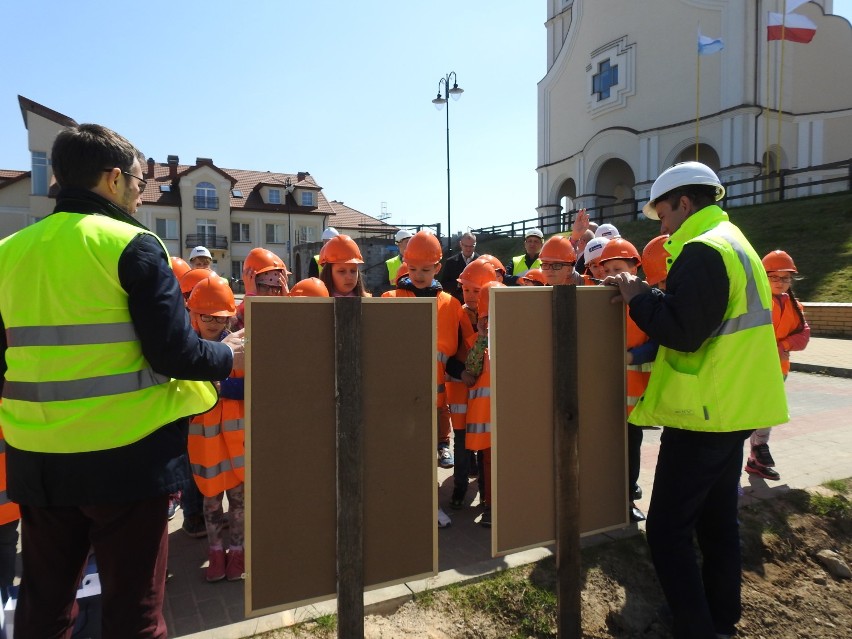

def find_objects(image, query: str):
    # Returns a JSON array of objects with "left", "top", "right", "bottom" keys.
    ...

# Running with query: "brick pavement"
[{"left": 163, "top": 338, "right": 852, "bottom": 638}]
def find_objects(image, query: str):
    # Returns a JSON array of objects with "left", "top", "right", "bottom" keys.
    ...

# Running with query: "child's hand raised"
[{"left": 242, "top": 266, "right": 257, "bottom": 295}]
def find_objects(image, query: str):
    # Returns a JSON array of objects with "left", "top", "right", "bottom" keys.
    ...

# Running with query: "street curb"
[{"left": 790, "top": 362, "right": 852, "bottom": 379}]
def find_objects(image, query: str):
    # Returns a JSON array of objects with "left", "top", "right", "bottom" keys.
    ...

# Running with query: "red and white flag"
[{"left": 767, "top": 11, "right": 817, "bottom": 43}]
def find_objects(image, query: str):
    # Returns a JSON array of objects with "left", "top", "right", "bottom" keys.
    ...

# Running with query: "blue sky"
[{"left": 1, "top": 1, "right": 849, "bottom": 234}]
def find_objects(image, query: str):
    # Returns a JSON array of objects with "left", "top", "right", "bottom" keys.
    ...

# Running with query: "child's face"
[
  {"left": 767, "top": 270, "right": 792, "bottom": 295},
  {"left": 476, "top": 314, "right": 489, "bottom": 336},
  {"left": 192, "top": 311, "right": 227, "bottom": 340},
  {"left": 602, "top": 259, "right": 638, "bottom": 278},
  {"left": 462, "top": 284, "right": 481, "bottom": 309},
  {"left": 588, "top": 260, "right": 606, "bottom": 281},
  {"left": 331, "top": 264, "right": 360, "bottom": 295},
  {"left": 407, "top": 263, "right": 440, "bottom": 289},
  {"left": 541, "top": 262, "right": 575, "bottom": 286}
]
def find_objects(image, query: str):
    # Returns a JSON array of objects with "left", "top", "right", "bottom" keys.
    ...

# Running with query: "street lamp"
[{"left": 432, "top": 71, "right": 464, "bottom": 255}]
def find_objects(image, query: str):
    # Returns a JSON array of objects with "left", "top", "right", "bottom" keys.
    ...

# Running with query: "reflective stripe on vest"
[
  {"left": 6, "top": 322, "right": 138, "bottom": 346},
  {"left": 188, "top": 418, "right": 245, "bottom": 438},
  {"left": 466, "top": 422, "right": 490, "bottom": 434},
  {"left": 4, "top": 369, "right": 170, "bottom": 402},
  {"left": 469, "top": 387, "right": 490, "bottom": 400},
  {"left": 192, "top": 456, "right": 246, "bottom": 479}
]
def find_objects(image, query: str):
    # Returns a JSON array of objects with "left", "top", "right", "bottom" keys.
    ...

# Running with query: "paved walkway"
[{"left": 164, "top": 338, "right": 852, "bottom": 639}]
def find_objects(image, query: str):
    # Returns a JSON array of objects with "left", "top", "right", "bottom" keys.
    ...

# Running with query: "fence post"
[{"left": 779, "top": 171, "right": 786, "bottom": 201}]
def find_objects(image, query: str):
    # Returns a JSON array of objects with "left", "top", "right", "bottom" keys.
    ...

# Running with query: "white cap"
[
  {"left": 525, "top": 228, "right": 544, "bottom": 239},
  {"left": 321, "top": 227, "right": 339, "bottom": 241},
  {"left": 643, "top": 161, "right": 725, "bottom": 220},
  {"left": 395, "top": 229, "right": 414, "bottom": 243},
  {"left": 595, "top": 223, "right": 619, "bottom": 239},
  {"left": 190, "top": 246, "right": 212, "bottom": 260},
  {"left": 583, "top": 237, "right": 610, "bottom": 264}
]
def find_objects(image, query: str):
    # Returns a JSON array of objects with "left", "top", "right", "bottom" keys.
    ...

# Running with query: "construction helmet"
[
  {"left": 319, "top": 235, "right": 364, "bottom": 265},
  {"left": 478, "top": 254, "right": 506, "bottom": 275},
  {"left": 762, "top": 249, "right": 797, "bottom": 273},
  {"left": 642, "top": 235, "right": 671, "bottom": 286},
  {"left": 478, "top": 281, "right": 505, "bottom": 317},
  {"left": 403, "top": 230, "right": 443, "bottom": 266},
  {"left": 599, "top": 238, "right": 641, "bottom": 265},
  {"left": 289, "top": 277, "right": 330, "bottom": 297},
  {"left": 643, "top": 161, "right": 725, "bottom": 220},
  {"left": 321, "top": 227, "right": 340, "bottom": 241},
  {"left": 180, "top": 267, "right": 214, "bottom": 296},
  {"left": 395, "top": 229, "right": 414, "bottom": 243},
  {"left": 583, "top": 237, "right": 610, "bottom": 265},
  {"left": 595, "top": 223, "right": 619, "bottom": 239},
  {"left": 522, "top": 268, "right": 547, "bottom": 286},
  {"left": 170, "top": 256, "right": 191, "bottom": 281},
  {"left": 539, "top": 235, "right": 577, "bottom": 263},
  {"left": 187, "top": 276, "right": 236, "bottom": 316},
  {"left": 525, "top": 228, "right": 544, "bottom": 239},
  {"left": 244, "top": 247, "right": 289, "bottom": 275},
  {"left": 458, "top": 259, "right": 498, "bottom": 288}
]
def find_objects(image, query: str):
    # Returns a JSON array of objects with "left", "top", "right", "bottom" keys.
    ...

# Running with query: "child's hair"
[
  {"left": 786, "top": 284, "right": 807, "bottom": 335},
  {"left": 319, "top": 263, "right": 368, "bottom": 297}
]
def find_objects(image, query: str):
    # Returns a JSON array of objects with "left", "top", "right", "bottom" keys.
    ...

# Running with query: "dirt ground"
[{"left": 261, "top": 485, "right": 852, "bottom": 639}]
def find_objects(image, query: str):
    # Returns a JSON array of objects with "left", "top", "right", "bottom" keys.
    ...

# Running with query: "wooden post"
[
  {"left": 552, "top": 285, "right": 581, "bottom": 638},
  {"left": 334, "top": 297, "right": 364, "bottom": 638}
]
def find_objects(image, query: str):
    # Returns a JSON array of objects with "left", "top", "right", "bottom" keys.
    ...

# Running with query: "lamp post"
[{"left": 432, "top": 72, "right": 464, "bottom": 255}]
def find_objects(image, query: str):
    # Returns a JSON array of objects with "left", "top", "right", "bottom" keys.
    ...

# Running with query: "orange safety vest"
[
  {"left": 772, "top": 293, "right": 807, "bottom": 376},
  {"left": 188, "top": 370, "right": 245, "bottom": 497},
  {"left": 0, "top": 423, "right": 20, "bottom": 525},
  {"left": 465, "top": 356, "right": 491, "bottom": 451},
  {"left": 626, "top": 312, "right": 652, "bottom": 418},
  {"left": 446, "top": 303, "right": 478, "bottom": 423}
]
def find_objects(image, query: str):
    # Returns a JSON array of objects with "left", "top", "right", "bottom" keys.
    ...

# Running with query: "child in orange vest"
[
  {"left": 600, "top": 239, "right": 658, "bottom": 522},
  {"left": 234, "top": 247, "right": 290, "bottom": 330},
  {"left": 745, "top": 250, "right": 810, "bottom": 481},
  {"left": 318, "top": 235, "right": 371, "bottom": 297},
  {"left": 186, "top": 276, "right": 246, "bottom": 582}
]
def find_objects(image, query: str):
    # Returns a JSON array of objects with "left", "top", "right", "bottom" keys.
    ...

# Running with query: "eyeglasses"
[
  {"left": 199, "top": 314, "right": 228, "bottom": 324},
  {"left": 256, "top": 282, "right": 283, "bottom": 295},
  {"left": 540, "top": 262, "right": 574, "bottom": 271},
  {"left": 768, "top": 275, "right": 793, "bottom": 283},
  {"left": 103, "top": 168, "right": 147, "bottom": 192}
]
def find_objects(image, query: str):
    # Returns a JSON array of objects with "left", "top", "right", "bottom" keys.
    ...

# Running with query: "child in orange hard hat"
[
  {"left": 233, "top": 247, "right": 290, "bottom": 330},
  {"left": 521, "top": 268, "right": 547, "bottom": 286},
  {"left": 186, "top": 276, "right": 247, "bottom": 582},
  {"left": 318, "top": 235, "right": 370, "bottom": 297},
  {"left": 745, "top": 250, "right": 810, "bottom": 482},
  {"left": 642, "top": 235, "right": 670, "bottom": 291},
  {"left": 599, "top": 238, "right": 658, "bottom": 522},
  {"left": 539, "top": 236, "right": 584, "bottom": 286},
  {"left": 288, "top": 277, "right": 330, "bottom": 297}
]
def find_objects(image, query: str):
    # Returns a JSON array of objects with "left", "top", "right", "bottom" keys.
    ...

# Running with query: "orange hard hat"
[
  {"left": 600, "top": 238, "right": 641, "bottom": 265},
  {"left": 395, "top": 263, "right": 410, "bottom": 285},
  {"left": 244, "top": 247, "right": 289, "bottom": 275},
  {"left": 403, "top": 231, "right": 443, "bottom": 267},
  {"left": 642, "top": 235, "right": 670, "bottom": 286},
  {"left": 187, "top": 276, "right": 236, "bottom": 316},
  {"left": 478, "top": 254, "right": 506, "bottom": 275},
  {"left": 170, "top": 256, "right": 191, "bottom": 280},
  {"left": 289, "top": 277, "right": 330, "bottom": 297},
  {"left": 478, "top": 281, "right": 506, "bottom": 317},
  {"left": 319, "top": 235, "right": 364, "bottom": 265},
  {"left": 539, "top": 236, "right": 577, "bottom": 263},
  {"left": 179, "top": 267, "right": 214, "bottom": 296},
  {"left": 458, "top": 259, "right": 498, "bottom": 288},
  {"left": 762, "top": 250, "right": 797, "bottom": 273},
  {"left": 522, "top": 268, "right": 547, "bottom": 286}
]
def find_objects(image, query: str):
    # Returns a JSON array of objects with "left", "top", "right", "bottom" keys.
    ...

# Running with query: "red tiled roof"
[
  {"left": 0, "top": 170, "right": 29, "bottom": 191},
  {"left": 327, "top": 200, "right": 397, "bottom": 234}
]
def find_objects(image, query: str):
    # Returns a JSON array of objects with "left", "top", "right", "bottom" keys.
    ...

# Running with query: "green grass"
[
  {"left": 822, "top": 478, "right": 851, "bottom": 495},
  {"left": 476, "top": 192, "right": 852, "bottom": 302}
]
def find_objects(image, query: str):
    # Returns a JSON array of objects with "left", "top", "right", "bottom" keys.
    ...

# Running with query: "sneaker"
[
  {"left": 751, "top": 443, "right": 775, "bottom": 467},
  {"left": 437, "top": 508, "right": 452, "bottom": 528},
  {"left": 226, "top": 548, "right": 245, "bottom": 581},
  {"left": 745, "top": 458, "right": 780, "bottom": 481},
  {"left": 631, "top": 485, "right": 643, "bottom": 501},
  {"left": 438, "top": 445, "right": 454, "bottom": 469},
  {"left": 167, "top": 496, "right": 180, "bottom": 521},
  {"left": 182, "top": 513, "right": 207, "bottom": 539},
  {"left": 206, "top": 548, "right": 226, "bottom": 582},
  {"left": 479, "top": 508, "right": 492, "bottom": 528},
  {"left": 450, "top": 488, "right": 466, "bottom": 510}
]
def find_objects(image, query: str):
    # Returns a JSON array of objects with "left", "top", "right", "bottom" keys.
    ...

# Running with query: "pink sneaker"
[
  {"left": 206, "top": 548, "right": 226, "bottom": 582},
  {"left": 226, "top": 547, "right": 245, "bottom": 581}
]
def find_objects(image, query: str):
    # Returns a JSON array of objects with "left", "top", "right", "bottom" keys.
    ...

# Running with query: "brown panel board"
[
  {"left": 492, "top": 286, "right": 628, "bottom": 556},
  {"left": 245, "top": 297, "right": 437, "bottom": 616}
]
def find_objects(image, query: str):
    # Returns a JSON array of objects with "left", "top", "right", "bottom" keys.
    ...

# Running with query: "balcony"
[
  {"left": 185, "top": 233, "right": 228, "bottom": 250},
  {"left": 194, "top": 196, "right": 219, "bottom": 210}
]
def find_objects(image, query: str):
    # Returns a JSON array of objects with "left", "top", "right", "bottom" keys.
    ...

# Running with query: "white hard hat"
[
  {"left": 595, "top": 223, "right": 619, "bottom": 239},
  {"left": 190, "top": 246, "right": 212, "bottom": 260},
  {"left": 525, "top": 228, "right": 544, "bottom": 239},
  {"left": 321, "top": 227, "right": 339, "bottom": 241},
  {"left": 643, "top": 162, "right": 725, "bottom": 220},
  {"left": 395, "top": 229, "right": 414, "bottom": 243},
  {"left": 583, "top": 237, "right": 610, "bottom": 264}
]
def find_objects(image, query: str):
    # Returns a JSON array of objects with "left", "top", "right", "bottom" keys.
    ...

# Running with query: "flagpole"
[
  {"left": 696, "top": 44, "right": 701, "bottom": 160},
  {"left": 776, "top": 1, "right": 788, "bottom": 180},
  {"left": 765, "top": 3, "right": 773, "bottom": 175}
]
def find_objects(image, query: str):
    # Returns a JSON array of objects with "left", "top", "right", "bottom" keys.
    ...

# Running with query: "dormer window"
[
  {"left": 268, "top": 188, "right": 281, "bottom": 204},
  {"left": 194, "top": 182, "right": 218, "bottom": 210},
  {"left": 301, "top": 191, "right": 314, "bottom": 207}
]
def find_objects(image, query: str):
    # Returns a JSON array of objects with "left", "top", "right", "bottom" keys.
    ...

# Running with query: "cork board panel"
[
  {"left": 491, "top": 286, "right": 627, "bottom": 557},
  {"left": 245, "top": 297, "right": 436, "bottom": 616}
]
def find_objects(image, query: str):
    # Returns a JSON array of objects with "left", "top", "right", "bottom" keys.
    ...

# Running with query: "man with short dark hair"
[
  {"left": 0, "top": 123, "right": 244, "bottom": 638},
  {"left": 439, "top": 232, "right": 478, "bottom": 301},
  {"left": 607, "top": 162, "right": 788, "bottom": 639}
]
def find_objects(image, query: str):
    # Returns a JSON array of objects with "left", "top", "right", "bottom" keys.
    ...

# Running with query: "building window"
[
  {"left": 232, "top": 260, "right": 244, "bottom": 278},
  {"left": 268, "top": 188, "right": 281, "bottom": 204},
  {"left": 232, "top": 222, "right": 250, "bottom": 242},
  {"left": 295, "top": 226, "right": 317, "bottom": 244},
  {"left": 266, "top": 223, "right": 286, "bottom": 244},
  {"left": 300, "top": 191, "right": 314, "bottom": 207},
  {"left": 194, "top": 182, "right": 219, "bottom": 210},
  {"left": 592, "top": 59, "right": 618, "bottom": 101},
  {"left": 31, "top": 151, "right": 48, "bottom": 196},
  {"left": 155, "top": 218, "right": 178, "bottom": 240}
]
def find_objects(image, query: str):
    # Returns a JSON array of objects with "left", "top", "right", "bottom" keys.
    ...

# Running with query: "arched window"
[{"left": 194, "top": 182, "right": 218, "bottom": 210}]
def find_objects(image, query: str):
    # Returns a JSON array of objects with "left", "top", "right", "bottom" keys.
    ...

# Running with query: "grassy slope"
[{"left": 476, "top": 192, "right": 852, "bottom": 302}]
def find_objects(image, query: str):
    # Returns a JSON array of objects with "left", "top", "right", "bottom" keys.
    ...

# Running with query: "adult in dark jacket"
[
  {"left": 439, "top": 232, "right": 478, "bottom": 302},
  {"left": 0, "top": 124, "right": 244, "bottom": 638}
]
